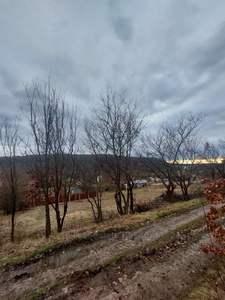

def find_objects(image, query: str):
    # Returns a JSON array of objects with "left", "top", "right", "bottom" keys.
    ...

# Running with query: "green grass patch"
[{"left": 155, "top": 198, "right": 205, "bottom": 219}]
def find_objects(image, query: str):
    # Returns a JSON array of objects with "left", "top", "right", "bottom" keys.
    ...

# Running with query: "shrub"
[
  {"left": 0, "top": 185, "right": 27, "bottom": 214},
  {"left": 134, "top": 202, "right": 152, "bottom": 213},
  {"left": 202, "top": 178, "right": 225, "bottom": 255}
]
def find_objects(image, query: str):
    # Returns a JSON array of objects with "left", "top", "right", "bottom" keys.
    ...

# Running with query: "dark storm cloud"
[
  {"left": 0, "top": 0, "right": 225, "bottom": 140},
  {"left": 192, "top": 23, "right": 225, "bottom": 73},
  {"left": 111, "top": 17, "right": 133, "bottom": 42}
]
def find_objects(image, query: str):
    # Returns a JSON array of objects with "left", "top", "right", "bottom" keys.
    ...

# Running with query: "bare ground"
[
  {"left": 50, "top": 234, "right": 211, "bottom": 300},
  {"left": 0, "top": 205, "right": 212, "bottom": 300},
  {"left": 67, "top": 234, "right": 211, "bottom": 300}
]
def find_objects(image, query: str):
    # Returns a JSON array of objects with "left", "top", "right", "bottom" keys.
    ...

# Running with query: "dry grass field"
[
  {"left": 0, "top": 184, "right": 164, "bottom": 238},
  {"left": 1, "top": 181, "right": 217, "bottom": 300},
  {"left": 0, "top": 183, "right": 203, "bottom": 268}
]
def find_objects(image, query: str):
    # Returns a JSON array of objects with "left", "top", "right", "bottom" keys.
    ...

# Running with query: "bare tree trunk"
[
  {"left": 126, "top": 187, "right": 130, "bottom": 213},
  {"left": 180, "top": 184, "right": 190, "bottom": 200},
  {"left": 88, "top": 196, "right": 103, "bottom": 223},
  {"left": 56, "top": 212, "right": 61, "bottom": 233},
  {"left": 115, "top": 191, "right": 123, "bottom": 215},
  {"left": 123, "top": 191, "right": 129, "bottom": 214},
  {"left": 11, "top": 213, "right": 15, "bottom": 242},
  {"left": 166, "top": 184, "right": 175, "bottom": 201},
  {"left": 54, "top": 193, "right": 62, "bottom": 233},
  {"left": 115, "top": 189, "right": 128, "bottom": 215},
  {"left": 129, "top": 187, "right": 134, "bottom": 214},
  {"left": 0, "top": 119, "right": 20, "bottom": 242},
  {"left": 10, "top": 195, "right": 16, "bottom": 242},
  {"left": 45, "top": 200, "right": 51, "bottom": 238},
  {"left": 10, "top": 178, "right": 17, "bottom": 242},
  {"left": 96, "top": 192, "right": 103, "bottom": 223},
  {"left": 59, "top": 202, "right": 68, "bottom": 232},
  {"left": 57, "top": 222, "right": 63, "bottom": 233},
  {"left": 97, "top": 205, "right": 103, "bottom": 222},
  {"left": 126, "top": 179, "right": 134, "bottom": 213}
]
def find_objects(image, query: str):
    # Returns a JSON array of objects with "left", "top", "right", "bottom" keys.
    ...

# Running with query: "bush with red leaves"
[{"left": 202, "top": 179, "right": 225, "bottom": 255}]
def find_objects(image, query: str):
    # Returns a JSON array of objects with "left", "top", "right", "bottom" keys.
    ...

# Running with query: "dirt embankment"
[
  {"left": 63, "top": 234, "right": 210, "bottom": 300},
  {"left": 0, "top": 205, "right": 212, "bottom": 300}
]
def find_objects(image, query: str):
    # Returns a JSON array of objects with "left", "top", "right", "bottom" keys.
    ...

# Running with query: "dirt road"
[
  {"left": 0, "top": 205, "right": 211, "bottom": 300},
  {"left": 65, "top": 234, "right": 210, "bottom": 300}
]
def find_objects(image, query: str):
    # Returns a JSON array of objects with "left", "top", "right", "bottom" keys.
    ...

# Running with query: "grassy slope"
[
  {"left": 0, "top": 197, "right": 205, "bottom": 270},
  {"left": 184, "top": 258, "right": 225, "bottom": 300},
  {"left": 23, "top": 215, "right": 206, "bottom": 300}
]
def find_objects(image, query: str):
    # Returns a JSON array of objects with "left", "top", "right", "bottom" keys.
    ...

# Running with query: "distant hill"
[{"left": 0, "top": 154, "right": 160, "bottom": 180}]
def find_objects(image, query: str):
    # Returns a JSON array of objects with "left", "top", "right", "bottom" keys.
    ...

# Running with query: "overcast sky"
[{"left": 1, "top": 0, "right": 225, "bottom": 141}]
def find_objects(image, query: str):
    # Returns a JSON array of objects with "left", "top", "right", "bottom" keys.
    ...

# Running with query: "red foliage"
[
  {"left": 202, "top": 179, "right": 225, "bottom": 255},
  {"left": 23, "top": 179, "right": 96, "bottom": 208}
]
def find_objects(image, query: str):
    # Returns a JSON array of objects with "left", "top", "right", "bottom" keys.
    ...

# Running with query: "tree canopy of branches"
[
  {"left": 172, "top": 120, "right": 201, "bottom": 199},
  {"left": 50, "top": 100, "right": 78, "bottom": 232},
  {"left": 24, "top": 80, "right": 78, "bottom": 236},
  {"left": 0, "top": 117, "right": 20, "bottom": 242},
  {"left": 204, "top": 141, "right": 225, "bottom": 179},
  {"left": 85, "top": 89, "right": 143, "bottom": 215},
  {"left": 80, "top": 159, "right": 103, "bottom": 223},
  {"left": 142, "top": 113, "right": 201, "bottom": 200}
]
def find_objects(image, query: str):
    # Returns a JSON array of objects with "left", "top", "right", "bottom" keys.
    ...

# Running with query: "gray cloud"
[
  {"left": 111, "top": 16, "right": 133, "bottom": 42},
  {"left": 192, "top": 23, "right": 225, "bottom": 73},
  {"left": 0, "top": 0, "right": 225, "bottom": 141}
]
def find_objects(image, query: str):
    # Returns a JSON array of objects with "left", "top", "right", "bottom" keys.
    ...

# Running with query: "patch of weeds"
[
  {"left": 0, "top": 244, "right": 55, "bottom": 271},
  {"left": 105, "top": 252, "right": 130, "bottom": 266},
  {"left": 22, "top": 280, "right": 66, "bottom": 300},
  {"left": 148, "top": 217, "right": 204, "bottom": 251},
  {"left": 22, "top": 287, "right": 46, "bottom": 300},
  {"left": 0, "top": 255, "right": 25, "bottom": 270},
  {"left": 29, "top": 243, "right": 56, "bottom": 258},
  {"left": 184, "top": 257, "right": 225, "bottom": 300},
  {"left": 156, "top": 199, "right": 205, "bottom": 219},
  {"left": 103, "top": 216, "right": 205, "bottom": 269}
]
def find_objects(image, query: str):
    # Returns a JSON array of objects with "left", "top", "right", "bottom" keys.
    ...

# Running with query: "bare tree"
[
  {"left": 203, "top": 141, "right": 225, "bottom": 179},
  {"left": 87, "top": 177, "right": 103, "bottom": 223},
  {"left": 173, "top": 135, "right": 200, "bottom": 199},
  {"left": 142, "top": 113, "right": 201, "bottom": 200},
  {"left": 142, "top": 130, "right": 177, "bottom": 200},
  {"left": 85, "top": 89, "right": 142, "bottom": 215},
  {"left": 80, "top": 160, "right": 103, "bottom": 223},
  {"left": 0, "top": 117, "right": 20, "bottom": 242},
  {"left": 50, "top": 100, "right": 78, "bottom": 232},
  {"left": 24, "top": 81, "right": 54, "bottom": 237},
  {"left": 24, "top": 80, "right": 79, "bottom": 235}
]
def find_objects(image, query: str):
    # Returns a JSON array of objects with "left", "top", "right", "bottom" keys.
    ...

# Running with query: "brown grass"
[
  {"left": 0, "top": 185, "right": 164, "bottom": 240},
  {"left": 184, "top": 257, "right": 225, "bottom": 300},
  {"left": 0, "top": 184, "right": 204, "bottom": 268}
]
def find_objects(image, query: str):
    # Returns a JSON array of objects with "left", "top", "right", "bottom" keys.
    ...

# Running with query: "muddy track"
[
  {"left": 0, "top": 205, "right": 210, "bottom": 300},
  {"left": 60, "top": 234, "right": 211, "bottom": 300}
]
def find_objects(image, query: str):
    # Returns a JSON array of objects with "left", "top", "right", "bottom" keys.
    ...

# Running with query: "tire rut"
[{"left": 0, "top": 205, "right": 209, "bottom": 300}]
